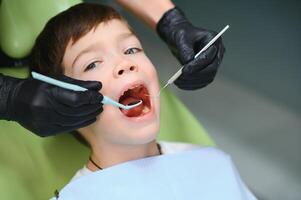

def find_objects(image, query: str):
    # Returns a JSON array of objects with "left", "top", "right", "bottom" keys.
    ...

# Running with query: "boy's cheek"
[{"left": 147, "top": 69, "right": 160, "bottom": 89}]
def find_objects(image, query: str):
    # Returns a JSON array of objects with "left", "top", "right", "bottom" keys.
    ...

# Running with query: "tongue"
[{"left": 120, "top": 96, "right": 144, "bottom": 117}]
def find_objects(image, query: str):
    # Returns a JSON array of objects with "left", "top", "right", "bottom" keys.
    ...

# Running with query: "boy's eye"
[
  {"left": 84, "top": 61, "right": 101, "bottom": 72},
  {"left": 124, "top": 47, "right": 141, "bottom": 55}
]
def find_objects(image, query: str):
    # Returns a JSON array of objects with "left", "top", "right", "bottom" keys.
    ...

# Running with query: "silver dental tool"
[{"left": 158, "top": 25, "right": 230, "bottom": 96}]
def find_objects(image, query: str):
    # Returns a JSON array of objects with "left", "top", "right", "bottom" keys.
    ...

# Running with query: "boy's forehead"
[
  {"left": 72, "top": 19, "right": 134, "bottom": 45},
  {"left": 63, "top": 19, "right": 138, "bottom": 67},
  {"left": 73, "top": 21, "right": 137, "bottom": 52}
]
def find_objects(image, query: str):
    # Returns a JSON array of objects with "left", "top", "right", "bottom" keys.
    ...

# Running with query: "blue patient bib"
[{"left": 55, "top": 148, "right": 254, "bottom": 200}]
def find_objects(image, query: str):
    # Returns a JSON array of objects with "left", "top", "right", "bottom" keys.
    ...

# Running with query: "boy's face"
[{"left": 62, "top": 19, "right": 160, "bottom": 146}]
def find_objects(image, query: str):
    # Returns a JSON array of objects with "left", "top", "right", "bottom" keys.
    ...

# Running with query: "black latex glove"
[
  {"left": 0, "top": 74, "right": 103, "bottom": 137},
  {"left": 157, "top": 7, "right": 225, "bottom": 90}
]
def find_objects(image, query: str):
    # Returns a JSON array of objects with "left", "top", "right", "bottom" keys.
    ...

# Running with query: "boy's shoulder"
[{"left": 158, "top": 141, "right": 229, "bottom": 158}]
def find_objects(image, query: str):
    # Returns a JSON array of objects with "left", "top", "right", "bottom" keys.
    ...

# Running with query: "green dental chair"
[{"left": 0, "top": 0, "right": 214, "bottom": 199}]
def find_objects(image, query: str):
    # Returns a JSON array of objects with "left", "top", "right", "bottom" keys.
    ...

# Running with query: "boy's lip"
[
  {"left": 117, "top": 80, "right": 150, "bottom": 101},
  {"left": 120, "top": 105, "right": 155, "bottom": 122}
]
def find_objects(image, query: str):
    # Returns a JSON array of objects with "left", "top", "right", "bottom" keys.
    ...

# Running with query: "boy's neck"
[{"left": 87, "top": 140, "right": 159, "bottom": 171}]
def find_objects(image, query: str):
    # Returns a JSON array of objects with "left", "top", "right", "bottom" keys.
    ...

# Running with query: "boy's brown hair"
[{"left": 29, "top": 3, "right": 127, "bottom": 75}]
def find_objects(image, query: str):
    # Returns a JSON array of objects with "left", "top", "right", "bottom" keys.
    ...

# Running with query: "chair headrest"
[{"left": 0, "top": 0, "right": 81, "bottom": 58}]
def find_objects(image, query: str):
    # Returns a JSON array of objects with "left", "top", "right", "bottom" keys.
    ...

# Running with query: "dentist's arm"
[
  {"left": 117, "top": 0, "right": 225, "bottom": 90},
  {"left": 116, "top": 0, "right": 174, "bottom": 30}
]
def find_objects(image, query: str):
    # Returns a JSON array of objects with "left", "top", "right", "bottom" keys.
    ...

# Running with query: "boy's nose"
[{"left": 114, "top": 62, "right": 138, "bottom": 78}]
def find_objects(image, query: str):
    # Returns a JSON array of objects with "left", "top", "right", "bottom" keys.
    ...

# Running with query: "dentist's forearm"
[{"left": 116, "top": 0, "right": 175, "bottom": 30}]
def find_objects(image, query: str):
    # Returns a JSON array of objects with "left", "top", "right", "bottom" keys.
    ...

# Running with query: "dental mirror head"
[{"left": 102, "top": 97, "right": 143, "bottom": 110}]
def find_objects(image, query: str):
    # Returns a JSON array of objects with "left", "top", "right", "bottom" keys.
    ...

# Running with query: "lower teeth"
[{"left": 142, "top": 106, "right": 150, "bottom": 113}]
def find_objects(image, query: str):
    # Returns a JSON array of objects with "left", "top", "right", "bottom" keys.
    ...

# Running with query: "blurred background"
[{"left": 109, "top": 0, "right": 301, "bottom": 199}]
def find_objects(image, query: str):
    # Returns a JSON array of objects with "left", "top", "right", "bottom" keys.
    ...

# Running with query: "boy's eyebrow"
[
  {"left": 72, "top": 32, "right": 136, "bottom": 68},
  {"left": 72, "top": 43, "right": 100, "bottom": 68},
  {"left": 117, "top": 32, "right": 135, "bottom": 41}
]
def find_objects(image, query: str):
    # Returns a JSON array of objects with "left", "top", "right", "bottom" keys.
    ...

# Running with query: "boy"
[{"left": 30, "top": 3, "right": 256, "bottom": 199}]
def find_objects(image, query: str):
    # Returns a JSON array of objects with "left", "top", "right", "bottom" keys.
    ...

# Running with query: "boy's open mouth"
[{"left": 118, "top": 84, "right": 151, "bottom": 117}]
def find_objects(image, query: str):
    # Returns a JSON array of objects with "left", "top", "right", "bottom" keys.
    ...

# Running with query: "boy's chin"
[{"left": 117, "top": 123, "right": 160, "bottom": 146}]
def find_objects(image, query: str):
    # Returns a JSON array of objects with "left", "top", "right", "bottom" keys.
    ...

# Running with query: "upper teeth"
[{"left": 121, "top": 85, "right": 143, "bottom": 97}]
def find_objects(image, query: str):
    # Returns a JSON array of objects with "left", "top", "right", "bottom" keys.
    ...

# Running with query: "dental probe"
[
  {"left": 158, "top": 25, "right": 230, "bottom": 96},
  {"left": 31, "top": 72, "right": 142, "bottom": 110}
]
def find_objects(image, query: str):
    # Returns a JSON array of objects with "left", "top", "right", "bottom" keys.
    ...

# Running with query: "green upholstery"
[
  {"left": 0, "top": 0, "right": 81, "bottom": 58},
  {"left": 0, "top": 0, "right": 214, "bottom": 199}
]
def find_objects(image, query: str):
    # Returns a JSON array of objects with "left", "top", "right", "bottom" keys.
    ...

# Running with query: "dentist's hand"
[
  {"left": 157, "top": 7, "right": 225, "bottom": 90},
  {"left": 4, "top": 75, "right": 103, "bottom": 137}
]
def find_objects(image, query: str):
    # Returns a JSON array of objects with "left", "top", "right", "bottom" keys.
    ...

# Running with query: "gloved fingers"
[
  {"left": 51, "top": 99, "right": 103, "bottom": 117},
  {"left": 29, "top": 123, "right": 60, "bottom": 137},
  {"left": 45, "top": 108, "right": 102, "bottom": 127},
  {"left": 216, "top": 39, "right": 226, "bottom": 65},
  {"left": 180, "top": 56, "right": 218, "bottom": 80},
  {"left": 60, "top": 109, "right": 101, "bottom": 127},
  {"left": 51, "top": 87, "right": 103, "bottom": 107},
  {"left": 201, "top": 30, "right": 218, "bottom": 44},
  {"left": 56, "top": 75, "right": 102, "bottom": 91},
  {"left": 175, "top": 73, "right": 213, "bottom": 90},
  {"left": 176, "top": 74, "right": 214, "bottom": 83},
  {"left": 57, "top": 118, "right": 96, "bottom": 132},
  {"left": 182, "top": 45, "right": 217, "bottom": 74},
  {"left": 38, "top": 118, "right": 97, "bottom": 137},
  {"left": 76, "top": 80, "right": 102, "bottom": 91},
  {"left": 65, "top": 118, "right": 97, "bottom": 131},
  {"left": 175, "top": 59, "right": 218, "bottom": 90},
  {"left": 176, "top": 32, "right": 195, "bottom": 64},
  {"left": 174, "top": 76, "right": 212, "bottom": 90},
  {"left": 175, "top": 82, "right": 208, "bottom": 90}
]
